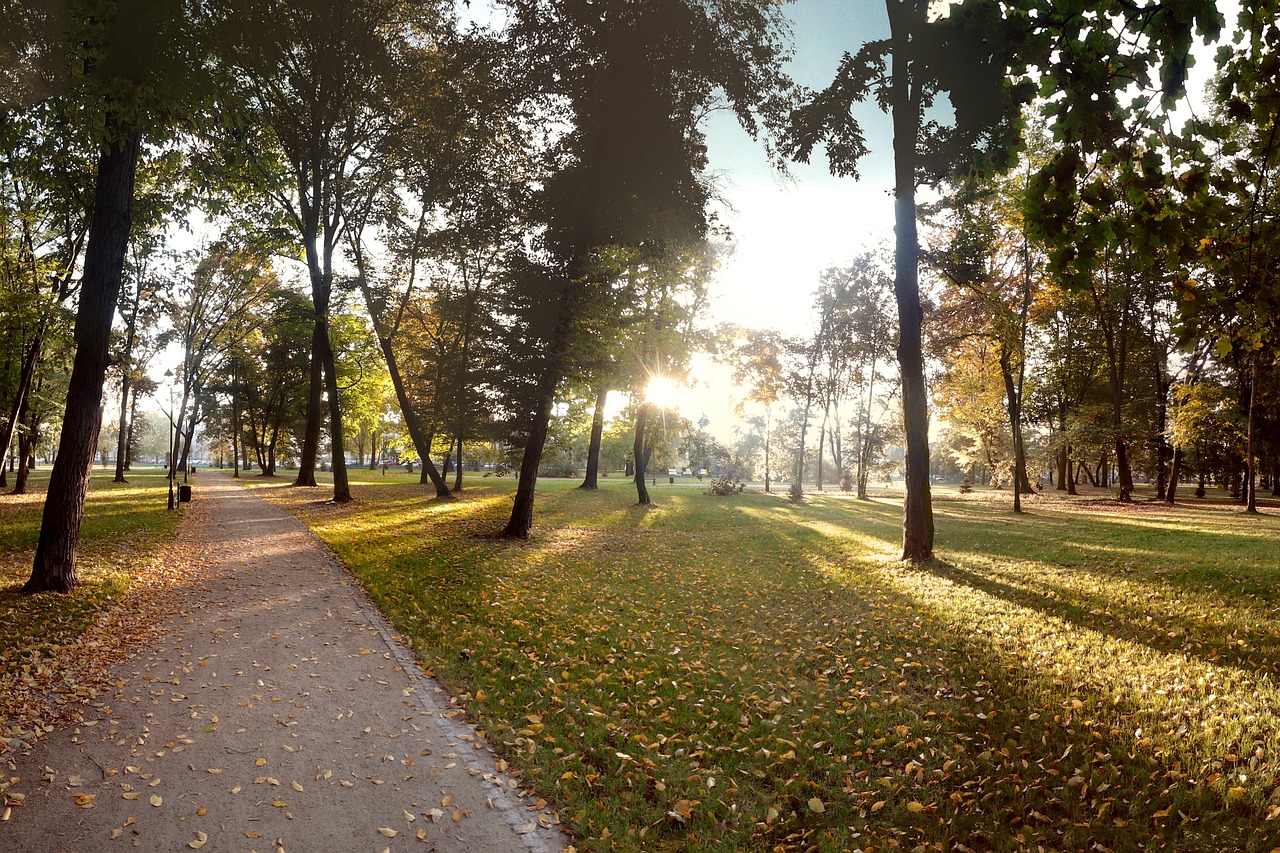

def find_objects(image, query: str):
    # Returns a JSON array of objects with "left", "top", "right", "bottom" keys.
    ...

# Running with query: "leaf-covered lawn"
[
  {"left": 248, "top": 472, "right": 1280, "bottom": 852},
  {"left": 0, "top": 468, "right": 181, "bottom": 756}
]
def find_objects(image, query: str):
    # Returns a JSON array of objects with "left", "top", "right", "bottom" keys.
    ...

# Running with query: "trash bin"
[
  {"left": 179, "top": 485, "right": 192, "bottom": 503},
  {"left": 669, "top": 476, "right": 674, "bottom": 484}
]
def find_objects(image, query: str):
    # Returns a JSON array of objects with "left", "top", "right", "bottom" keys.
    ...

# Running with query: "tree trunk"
[
  {"left": 13, "top": 406, "right": 36, "bottom": 495},
  {"left": 8, "top": 382, "right": 32, "bottom": 493},
  {"left": 815, "top": 419, "right": 827, "bottom": 491},
  {"left": 1165, "top": 446, "right": 1182, "bottom": 505},
  {"left": 318, "top": 320, "right": 352, "bottom": 502},
  {"left": 999, "top": 348, "right": 1027, "bottom": 514},
  {"left": 231, "top": 362, "right": 241, "bottom": 479},
  {"left": 125, "top": 383, "right": 141, "bottom": 471},
  {"left": 502, "top": 283, "right": 578, "bottom": 538},
  {"left": 888, "top": 2, "right": 933, "bottom": 561},
  {"left": 294, "top": 322, "right": 323, "bottom": 487},
  {"left": 579, "top": 382, "right": 609, "bottom": 490},
  {"left": 113, "top": 315, "right": 140, "bottom": 483},
  {"left": 1245, "top": 350, "right": 1259, "bottom": 513},
  {"left": 1, "top": 328, "right": 45, "bottom": 481},
  {"left": 763, "top": 407, "right": 772, "bottom": 493},
  {"left": 26, "top": 117, "right": 140, "bottom": 594},
  {"left": 452, "top": 434, "right": 464, "bottom": 491},
  {"left": 633, "top": 401, "right": 652, "bottom": 505},
  {"left": 353, "top": 263, "right": 451, "bottom": 498}
]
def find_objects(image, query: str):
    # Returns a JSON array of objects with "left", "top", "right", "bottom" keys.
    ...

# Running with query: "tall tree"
[
  {"left": 19, "top": 0, "right": 203, "bottom": 593},
  {"left": 728, "top": 327, "right": 787, "bottom": 494},
  {"left": 497, "top": 0, "right": 790, "bottom": 537},
  {"left": 789, "top": 0, "right": 1026, "bottom": 559},
  {"left": 210, "top": 0, "right": 448, "bottom": 502},
  {"left": 790, "top": 0, "right": 1221, "bottom": 557}
]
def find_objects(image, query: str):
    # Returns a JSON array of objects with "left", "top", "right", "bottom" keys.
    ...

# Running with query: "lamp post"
[{"left": 164, "top": 368, "right": 175, "bottom": 511}]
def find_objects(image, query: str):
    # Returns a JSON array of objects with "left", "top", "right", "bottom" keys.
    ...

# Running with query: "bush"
[{"left": 706, "top": 477, "right": 744, "bottom": 496}]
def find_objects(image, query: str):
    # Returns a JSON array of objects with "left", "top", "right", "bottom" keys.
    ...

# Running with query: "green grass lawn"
[{"left": 241, "top": 470, "right": 1280, "bottom": 852}]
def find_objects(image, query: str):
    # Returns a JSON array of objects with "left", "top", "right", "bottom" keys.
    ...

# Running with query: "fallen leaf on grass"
[
  {"left": 668, "top": 799, "right": 699, "bottom": 822},
  {"left": 807, "top": 797, "right": 825, "bottom": 814}
]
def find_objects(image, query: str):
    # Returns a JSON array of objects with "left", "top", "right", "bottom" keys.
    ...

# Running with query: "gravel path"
[{"left": 1, "top": 473, "right": 568, "bottom": 853}]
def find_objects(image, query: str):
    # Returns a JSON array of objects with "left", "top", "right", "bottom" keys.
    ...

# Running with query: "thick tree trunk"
[
  {"left": 452, "top": 435, "right": 464, "bottom": 491},
  {"left": 1165, "top": 446, "right": 1183, "bottom": 505},
  {"left": 26, "top": 118, "right": 140, "bottom": 594},
  {"left": 318, "top": 320, "right": 351, "bottom": 502},
  {"left": 294, "top": 322, "right": 323, "bottom": 487},
  {"left": 502, "top": 284, "right": 578, "bottom": 538},
  {"left": 633, "top": 401, "right": 652, "bottom": 505},
  {"left": 579, "top": 383, "right": 609, "bottom": 490},
  {"left": 889, "top": 4, "right": 933, "bottom": 561}
]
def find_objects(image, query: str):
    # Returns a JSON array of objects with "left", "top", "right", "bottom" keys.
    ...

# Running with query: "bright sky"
[{"left": 702, "top": 0, "right": 894, "bottom": 339}]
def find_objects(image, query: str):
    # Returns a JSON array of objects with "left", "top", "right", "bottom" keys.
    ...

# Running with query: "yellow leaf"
[
  {"left": 906, "top": 801, "right": 924, "bottom": 813},
  {"left": 807, "top": 797, "right": 825, "bottom": 814},
  {"left": 378, "top": 827, "right": 398, "bottom": 838},
  {"left": 291, "top": 780, "right": 304, "bottom": 792},
  {"left": 150, "top": 795, "right": 163, "bottom": 807},
  {"left": 870, "top": 801, "right": 886, "bottom": 812},
  {"left": 188, "top": 830, "right": 208, "bottom": 848},
  {"left": 255, "top": 758, "right": 267, "bottom": 767},
  {"left": 245, "top": 831, "right": 262, "bottom": 839}
]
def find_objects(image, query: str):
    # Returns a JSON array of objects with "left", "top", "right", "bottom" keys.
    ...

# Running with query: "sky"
[
  {"left": 701, "top": 0, "right": 895, "bottom": 339},
  {"left": 653, "top": 0, "right": 896, "bottom": 435}
]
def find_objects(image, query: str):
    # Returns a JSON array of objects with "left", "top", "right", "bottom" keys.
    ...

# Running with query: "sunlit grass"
[{"left": 252, "top": 473, "right": 1280, "bottom": 852}]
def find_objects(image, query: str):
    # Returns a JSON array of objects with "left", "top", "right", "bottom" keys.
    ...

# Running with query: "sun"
[{"left": 644, "top": 375, "right": 681, "bottom": 411}]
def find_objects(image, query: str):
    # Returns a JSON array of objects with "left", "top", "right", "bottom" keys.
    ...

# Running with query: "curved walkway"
[{"left": 1, "top": 473, "right": 567, "bottom": 853}]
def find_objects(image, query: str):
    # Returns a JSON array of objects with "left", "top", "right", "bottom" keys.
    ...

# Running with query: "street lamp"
[{"left": 164, "top": 369, "right": 175, "bottom": 511}]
